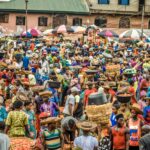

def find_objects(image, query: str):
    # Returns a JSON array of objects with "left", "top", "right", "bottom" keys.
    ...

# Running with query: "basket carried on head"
[
  {"left": 16, "top": 93, "right": 28, "bottom": 101},
  {"left": 86, "top": 103, "right": 112, "bottom": 126},
  {"left": 31, "top": 85, "right": 45, "bottom": 92},
  {"left": 48, "top": 81, "right": 61, "bottom": 89}
]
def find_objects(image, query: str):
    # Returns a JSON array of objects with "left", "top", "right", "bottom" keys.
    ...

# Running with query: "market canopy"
[
  {"left": 52, "top": 25, "right": 74, "bottom": 34},
  {"left": 98, "top": 30, "right": 119, "bottom": 38},
  {"left": 86, "top": 24, "right": 99, "bottom": 33},
  {"left": 71, "top": 26, "right": 86, "bottom": 34},
  {"left": 120, "top": 29, "right": 148, "bottom": 40},
  {"left": 43, "top": 29, "right": 54, "bottom": 36}
]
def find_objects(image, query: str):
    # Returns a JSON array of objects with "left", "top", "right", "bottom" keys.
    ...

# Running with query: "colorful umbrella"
[
  {"left": 43, "top": 29, "right": 53, "bottom": 36},
  {"left": 52, "top": 25, "right": 74, "bottom": 34},
  {"left": 21, "top": 31, "right": 32, "bottom": 38},
  {"left": 120, "top": 29, "right": 148, "bottom": 39},
  {"left": 28, "top": 28, "right": 42, "bottom": 37},
  {"left": 86, "top": 24, "right": 99, "bottom": 33},
  {"left": 71, "top": 26, "right": 86, "bottom": 34},
  {"left": 98, "top": 30, "right": 119, "bottom": 38},
  {"left": 22, "top": 29, "right": 41, "bottom": 37}
]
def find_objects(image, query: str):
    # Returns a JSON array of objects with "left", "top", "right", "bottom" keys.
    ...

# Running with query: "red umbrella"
[
  {"left": 29, "top": 28, "right": 41, "bottom": 36},
  {"left": 98, "top": 30, "right": 118, "bottom": 38}
]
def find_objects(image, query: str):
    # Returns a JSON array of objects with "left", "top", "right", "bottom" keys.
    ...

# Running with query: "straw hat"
[
  {"left": 76, "top": 121, "right": 97, "bottom": 131},
  {"left": 131, "top": 103, "right": 143, "bottom": 114},
  {"left": 40, "top": 117, "right": 62, "bottom": 125},
  {"left": 144, "top": 97, "right": 150, "bottom": 101},
  {"left": 39, "top": 91, "right": 53, "bottom": 97},
  {"left": 16, "top": 93, "right": 28, "bottom": 101}
]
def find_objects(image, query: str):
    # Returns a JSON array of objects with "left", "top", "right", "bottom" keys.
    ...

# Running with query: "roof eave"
[{"left": 0, "top": 9, "right": 90, "bottom": 15}]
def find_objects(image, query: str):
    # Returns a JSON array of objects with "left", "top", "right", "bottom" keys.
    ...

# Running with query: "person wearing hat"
[
  {"left": 41, "top": 117, "right": 63, "bottom": 150},
  {"left": 74, "top": 121, "right": 98, "bottom": 150},
  {"left": 21, "top": 81, "right": 33, "bottom": 101},
  {"left": 111, "top": 114, "right": 129, "bottom": 150},
  {"left": 63, "top": 87, "right": 79, "bottom": 117},
  {"left": 84, "top": 82, "right": 97, "bottom": 107},
  {"left": 143, "top": 97, "right": 150, "bottom": 125},
  {"left": 128, "top": 103, "right": 143, "bottom": 150},
  {"left": 40, "top": 92, "right": 59, "bottom": 117}
]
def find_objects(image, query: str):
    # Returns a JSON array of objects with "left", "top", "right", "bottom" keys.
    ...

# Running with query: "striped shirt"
[{"left": 43, "top": 129, "right": 61, "bottom": 150}]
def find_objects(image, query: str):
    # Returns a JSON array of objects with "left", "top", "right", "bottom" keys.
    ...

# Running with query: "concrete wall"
[
  {"left": 0, "top": 13, "right": 150, "bottom": 33},
  {"left": 88, "top": 0, "right": 139, "bottom": 12},
  {"left": 0, "top": 13, "right": 89, "bottom": 32},
  {"left": 145, "top": 0, "right": 150, "bottom": 13}
]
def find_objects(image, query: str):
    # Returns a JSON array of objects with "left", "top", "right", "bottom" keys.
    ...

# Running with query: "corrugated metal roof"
[{"left": 0, "top": 0, "right": 89, "bottom": 14}]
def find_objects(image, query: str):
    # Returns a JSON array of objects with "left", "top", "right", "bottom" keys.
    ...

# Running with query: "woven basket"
[
  {"left": 31, "top": 86, "right": 45, "bottom": 92},
  {"left": 86, "top": 103, "right": 112, "bottom": 125}
]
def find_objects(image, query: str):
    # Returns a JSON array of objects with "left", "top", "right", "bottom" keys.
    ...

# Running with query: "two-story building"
[
  {"left": 87, "top": 0, "right": 150, "bottom": 29},
  {"left": 0, "top": 0, "right": 150, "bottom": 33}
]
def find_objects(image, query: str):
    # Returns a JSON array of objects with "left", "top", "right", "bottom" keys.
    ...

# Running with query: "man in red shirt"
[
  {"left": 84, "top": 82, "right": 97, "bottom": 107},
  {"left": 111, "top": 114, "right": 129, "bottom": 150},
  {"left": 128, "top": 80, "right": 137, "bottom": 104}
]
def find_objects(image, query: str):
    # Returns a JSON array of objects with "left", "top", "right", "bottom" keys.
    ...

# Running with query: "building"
[
  {"left": 87, "top": 0, "right": 150, "bottom": 29},
  {"left": 0, "top": 0, "right": 150, "bottom": 33},
  {"left": 0, "top": 0, "right": 89, "bottom": 32}
]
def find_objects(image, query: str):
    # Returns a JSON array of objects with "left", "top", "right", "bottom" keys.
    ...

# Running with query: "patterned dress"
[{"left": 6, "top": 110, "right": 28, "bottom": 137}]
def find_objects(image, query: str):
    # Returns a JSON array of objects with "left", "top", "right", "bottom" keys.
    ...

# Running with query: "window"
[
  {"left": 53, "top": 15, "right": 67, "bottom": 28},
  {"left": 95, "top": 16, "right": 107, "bottom": 27},
  {"left": 16, "top": 16, "right": 25, "bottom": 25},
  {"left": 118, "top": 0, "right": 129, "bottom": 5},
  {"left": 119, "top": 17, "right": 130, "bottom": 28},
  {"left": 98, "top": 0, "right": 109, "bottom": 4},
  {"left": 0, "top": 14, "right": 9, "bottom": 23},
  {"left": 73, "top": 18, "right": 82, "bottom": 26},
  {"left": 38, "top": 17, "right": 48, "bottom": 26}
]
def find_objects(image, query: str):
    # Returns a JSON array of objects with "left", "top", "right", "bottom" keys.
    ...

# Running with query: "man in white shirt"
[
  {"left": 74, "top": 121, "right": 98, "bottom": 150},
  {"left": 0, "top": 122, "right": 10, "bottom": 150},
  {"left": 63, "top": 87, "right": 80, "bottom": 117}
]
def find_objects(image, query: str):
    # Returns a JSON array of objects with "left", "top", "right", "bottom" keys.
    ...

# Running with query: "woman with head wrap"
[{"left": 5, "top": 100, "right": 32, "bottom": 138}]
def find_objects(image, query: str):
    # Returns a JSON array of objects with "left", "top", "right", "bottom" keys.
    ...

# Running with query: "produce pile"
[
  {"left": 10, "top": 137, "right": 34, "bottom": 150},
  {"left": 106, "top": 64, "right": 120, "bottom": 72},
  {"left": 86, "top": 103, "right": 112, "bottom": 125}
]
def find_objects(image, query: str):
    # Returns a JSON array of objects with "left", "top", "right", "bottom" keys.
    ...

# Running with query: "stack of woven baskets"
[{"left": 86, "top": 103, "right": 112, "bottom": 125}]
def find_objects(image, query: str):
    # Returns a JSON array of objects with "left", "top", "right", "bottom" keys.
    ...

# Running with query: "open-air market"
[{"left": 0, "top": 0, "right": 150, "bottom": 150}]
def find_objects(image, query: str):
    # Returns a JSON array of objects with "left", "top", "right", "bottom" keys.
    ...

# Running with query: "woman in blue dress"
[{"left": 24, "top": 101, "right": 36, "bottom": 139}]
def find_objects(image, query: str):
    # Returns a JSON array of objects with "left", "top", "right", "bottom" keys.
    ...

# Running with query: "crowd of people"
[{"left": 0, "top": 35, "right": 149, "bottom": 150}]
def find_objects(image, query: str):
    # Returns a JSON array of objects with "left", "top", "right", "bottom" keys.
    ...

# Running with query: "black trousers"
[
  {"left": 129, "top": 146, "right": 139, "bottom": 150},
  {"left": 64, "top": 130, "right": 75, "bottom": 143}
]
